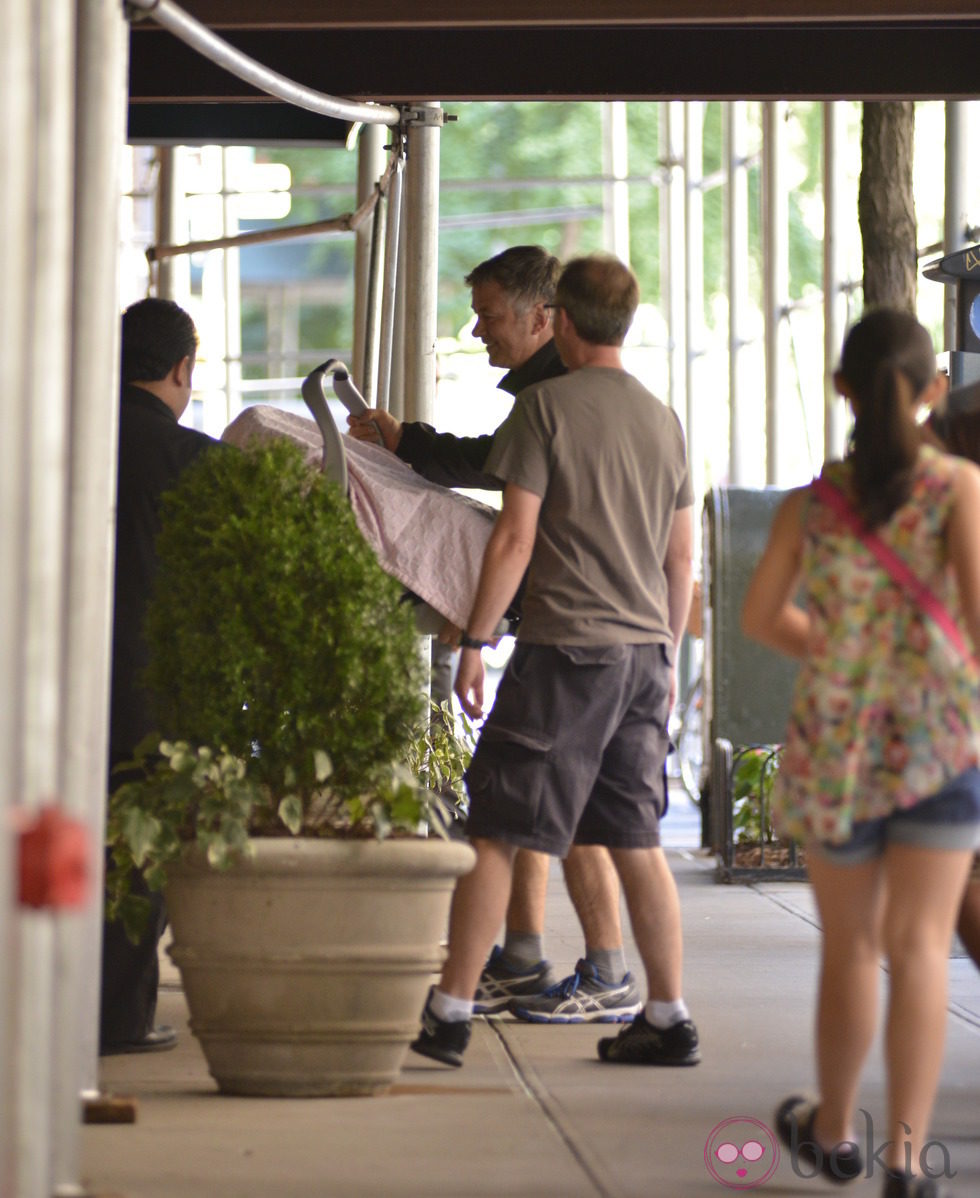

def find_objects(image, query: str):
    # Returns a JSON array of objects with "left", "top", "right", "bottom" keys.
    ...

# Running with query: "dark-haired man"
[
  {"left": 100, "top": 297, "right": 221, "bottom": 1055},
  {"left": 411, "top": 255, "right": 699, "bottom": 1069},
  {"left": 350, "top": 247, "right": 642, "bottom": 1025}
]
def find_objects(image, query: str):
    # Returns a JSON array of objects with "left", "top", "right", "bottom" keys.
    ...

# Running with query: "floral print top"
[{"left": 774, "top": 446, "right": 980, "bottom": 844}]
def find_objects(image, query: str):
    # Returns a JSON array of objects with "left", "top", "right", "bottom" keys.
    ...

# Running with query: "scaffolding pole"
[
  {"left": 762, "top": 101, "right": 789, "bottom": 486},
  {"left": 823, "top": 102, "right": 848, "bottom": 464},
  {"left": 354, "top": 123, "right": 386, "bottom": 398},
  {"left": 402, "top": 104, "right": 442, "bottom": 427},
  {"left": 726, "top": 101, "right": 751, "bottom": 485}
]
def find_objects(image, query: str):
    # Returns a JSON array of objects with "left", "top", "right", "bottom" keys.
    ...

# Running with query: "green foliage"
[
  {"left": 405, "top": 699, "right": 477, "bottom": 830},
  {"left": 106, "top": 737, "right": 434, "bottom": 942},
  {"left": 731, "top": 746, "right": 782, "bottom": 845},
  {"left": 106, "top": 438, "right": 453, "bottom": 937},
  {"left": 144, "top": 439, "right": 425, "bottom": 803}
]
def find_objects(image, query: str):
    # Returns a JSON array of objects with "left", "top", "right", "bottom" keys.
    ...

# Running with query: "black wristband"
[{"left": 459, "top": 633, "right": 489, "bottom": 650}]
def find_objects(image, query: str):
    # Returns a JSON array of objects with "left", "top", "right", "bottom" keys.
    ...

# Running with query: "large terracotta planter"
[{"left": 164, "top": 837, "right": 475, "bottom": 1097}]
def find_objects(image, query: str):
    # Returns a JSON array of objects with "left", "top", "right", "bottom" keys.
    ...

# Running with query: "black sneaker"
[
  {"left": 774, "top": 1094, "right": 864, "bottom": 1185},
  {"left": 882, "top": 1173, "right": 948, "bottom": 1198},
  {"left": 472, "top": 945, "right": 557, "bottom": 1014},
  {"left": 597, "top": 1012, "right": 701, "bottom": 1065},
  {"left": 409, "top": 990, "right": 471, "bottom": 1067}
]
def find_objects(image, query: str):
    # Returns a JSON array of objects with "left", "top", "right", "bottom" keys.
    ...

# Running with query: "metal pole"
[
  {"left": 0, "top": 0, "right": 32, "bottom": 1189},
  {"left": 221, "top": 147, "right": 243, "bottom": 429},
  {"left": 684, "top": 102, "right": 705, "bottom": 519},
  {"left": 402, "top": 104, "right": 442, "bottom": 426},
  {"left": 388, "top": 211, "right": 408, "bottom": 423},
  {"left": 601, "top": 101, "right": 630, "bottom": 262},
  {"left": 59, "top": 4, "right": 129, "bottom": 1167},
  {"left": 20, "top": 1, "right": 75, "bottom": 1194},
  {"left": 663, "top": 103, "right": 686, "bottom": 423},
  {"left": 156, "top": 146, "right": 179, "bottom": 298},
  {"left": 944, "top": 101, "right": 969, "bottom": 351},
  {"left": 726, "top": 101, "right": 750, "bottom": 485},
  {"left": 376, "top": 153, "right": 404, "bottom": 413},
  {"left": 762, "top": 101, "right": 789, "bottom": 486},
  {"left": 124, "top": 0, "right": 399, "bottom": 126},
  {"left": 823, "top": 102, "right": 848, "bottom": 464},
  {"left": 354, "top": 123, "right": 386, "bottom": 397}
]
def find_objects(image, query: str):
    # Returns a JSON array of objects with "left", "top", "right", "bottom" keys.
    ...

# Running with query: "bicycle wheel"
[{"left": 675, "top": 673, "right": 705, "bottom": 806}]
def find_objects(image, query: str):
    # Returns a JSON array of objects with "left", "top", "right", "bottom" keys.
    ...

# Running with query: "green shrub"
[
  {"left": 144, "top": 438, "right": 424, "bottom": 803},
  {"left": 106, "top": 439, "right": 441, "bottom": 939}
]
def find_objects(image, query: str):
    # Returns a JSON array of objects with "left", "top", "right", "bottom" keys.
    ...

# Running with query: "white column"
[
  {"left": 726, "top": 101, "right": 751, "bottom": 485},
  {"left": 944, "top": 101, "right": 971, "bottom": 351},
  {"left": 684, "top": 102, "right": 705, "bottom": 515},
  {"left": 376, "top": 153, "right": 404, "bottom": 413},
  {"left": 601, "top": 101, "right": 631, "bottom": 263},
  {"left": 402, "top": 105, "right": 442, "bottom": 427},
  {"left": 354, "top": 123, "right": 386, "bottom": 397},
  {"left": 19, "top": 1, "right": 76, "bottom": 1195},
  {"left": 59, "top": 7, "right": 129, "bottom": 1185},
  {"left": 221, "top": 147, "right": 243, "bottom": 430},
  {"left": 823, "top": 101, "right": 849, "bottom": 464},
  {"left": 762, "top": 101, "right": 790, "bottom": 486},
  {"left": 663, "top": 103, "right": 687, "bottom": 424},
  {"left": 0, "top": 0, "right": 32, "bottom": 1187}
]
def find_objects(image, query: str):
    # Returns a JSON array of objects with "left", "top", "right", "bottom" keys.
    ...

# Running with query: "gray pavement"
[{"left": 81, "top": 790, "right": 980, "bottom": 1198}]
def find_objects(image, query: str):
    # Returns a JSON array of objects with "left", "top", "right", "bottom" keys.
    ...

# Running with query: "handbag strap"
[{"left": 811, "top": 475, "right": 972, "bottom": 661}]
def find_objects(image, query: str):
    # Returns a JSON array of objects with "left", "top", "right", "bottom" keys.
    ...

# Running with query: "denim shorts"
[
  {"left": 816, "top": 767, "right": 980, "bottom": 866},
  {"left": 464, "top": 641, "right": 672, "bottom": 857}
]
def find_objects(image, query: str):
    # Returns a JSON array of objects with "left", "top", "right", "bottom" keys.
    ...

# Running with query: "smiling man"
[
  {"left": 351, "top": 246, "right": 566, "bottom": 488},
  {"left": 349, "top": 246, "right": 643, "bottom": 1026}
]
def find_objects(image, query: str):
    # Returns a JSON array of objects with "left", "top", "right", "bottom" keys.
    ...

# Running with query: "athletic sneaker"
[
  {"left": 597, "top": 1012, "right": 701, "bottom": 1065},
  {"left": 409, "top": 989, "right": 471, "bottom": 1067},
  {"left": 509, "top": 959, "right": 642, "bottom": 1023},
  {"left": 472, "top": 945, "right": 557, "bottom": 1014}
]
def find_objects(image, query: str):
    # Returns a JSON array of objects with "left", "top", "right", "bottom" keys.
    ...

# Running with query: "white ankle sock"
[
  {"left": 645, "top": 998, "right": 689, "bottom": 1028},
  {"left": 429, "top": 987, "right": 474, "bottom": 1023}
]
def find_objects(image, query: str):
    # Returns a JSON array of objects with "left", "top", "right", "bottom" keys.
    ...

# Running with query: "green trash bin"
[{"left": 701, "top": 486, "right": 801, "bottom": 872}]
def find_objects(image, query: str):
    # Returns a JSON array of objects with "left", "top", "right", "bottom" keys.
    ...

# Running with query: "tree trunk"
[{"left": 859, "top": 102, "right": 917, "bottom": 312}]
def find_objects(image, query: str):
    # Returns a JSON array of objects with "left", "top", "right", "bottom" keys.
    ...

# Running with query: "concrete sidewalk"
[{"left": 81, "top": 794, "right": 980, "bottom": 1198}]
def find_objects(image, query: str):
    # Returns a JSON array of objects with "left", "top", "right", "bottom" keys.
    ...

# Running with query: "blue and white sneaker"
[
  {"left": 472, "top": 946, "right": 557, "bottom": 1014},
  {"left": 509, "top": 959, "right": 642, "bottom": 1023}
]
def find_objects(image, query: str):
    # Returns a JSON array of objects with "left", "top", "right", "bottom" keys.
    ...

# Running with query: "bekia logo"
[{"left": 705, "top": 1117, "right": 780, "bottom": 1189}]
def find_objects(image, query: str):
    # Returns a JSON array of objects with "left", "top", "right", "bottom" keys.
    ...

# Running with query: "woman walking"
[{"left": 742, "top": 310, "right": 980, "bottom": 1198}]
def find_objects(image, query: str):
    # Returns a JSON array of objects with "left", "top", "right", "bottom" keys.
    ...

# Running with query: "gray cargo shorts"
[{"left": 463, "top": 641, "right": 672, "bottom": 856}]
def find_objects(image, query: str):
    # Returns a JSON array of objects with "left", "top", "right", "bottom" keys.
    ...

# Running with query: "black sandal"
[{"left": 774, "top": 1094, "right": 864, "bottom": 1184}]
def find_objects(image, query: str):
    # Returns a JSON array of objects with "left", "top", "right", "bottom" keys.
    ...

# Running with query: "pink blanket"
[{"left": 222, "top": 405, "right": 495, "bottom": 629}]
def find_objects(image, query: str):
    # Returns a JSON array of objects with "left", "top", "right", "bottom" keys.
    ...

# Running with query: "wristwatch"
[{"left": 459, "top": 632, "right": 489, "bottom": 650}]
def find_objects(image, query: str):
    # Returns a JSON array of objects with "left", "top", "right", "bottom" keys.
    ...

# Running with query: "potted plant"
[{"left": 105, "top": 439, "right": 474, "bottom": 1097}]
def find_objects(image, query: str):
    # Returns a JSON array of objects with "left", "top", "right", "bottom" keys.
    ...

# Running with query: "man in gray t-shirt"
[{"left": 412, "top": 255, "right": 700, "bottom": 1069}]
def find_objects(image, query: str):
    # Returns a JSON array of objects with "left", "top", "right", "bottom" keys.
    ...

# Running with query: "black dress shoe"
[{"left": 100, "top": 1025, "right": 178, "bottom": 1056}]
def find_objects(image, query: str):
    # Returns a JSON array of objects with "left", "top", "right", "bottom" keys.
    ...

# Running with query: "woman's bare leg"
[
  {"left": 880, "top": 843, "right": 973, "bottom": 1171},
  {"left": 805, "top": 849, "right": 886, "bottom": 1147}
]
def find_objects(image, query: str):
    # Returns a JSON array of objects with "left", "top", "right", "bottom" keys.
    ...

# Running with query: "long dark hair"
[{"left": 840, "top": 309, "right": 935, "bottom": 528}]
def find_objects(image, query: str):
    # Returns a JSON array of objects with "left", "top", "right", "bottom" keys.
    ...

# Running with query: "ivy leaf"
[
  {"left": 313, "top": 749, "right": 332, "bottom": 783},
  {"left": 122, "top": 808, "right": 162, "bottom": 868},
  {"left": 278, "top": 794, "right": 303, "bottom": 835}
]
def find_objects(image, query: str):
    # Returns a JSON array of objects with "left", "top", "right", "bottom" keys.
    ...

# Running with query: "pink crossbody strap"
[{"left": 811, "top": 475, "right": 972, "bottom": 661}]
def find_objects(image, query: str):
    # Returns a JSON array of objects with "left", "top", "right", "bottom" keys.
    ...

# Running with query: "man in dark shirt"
[
  {"left": 348, "top": 247, "right": 641, "bottom": 1024},
  {"left": 101, "top": 298, "right": 219, "bottom": 1055}
]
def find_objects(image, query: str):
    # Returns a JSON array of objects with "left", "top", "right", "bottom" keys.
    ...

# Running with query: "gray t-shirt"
[{"left": 485, "top": 366, "right": 693, "bottom": 646}]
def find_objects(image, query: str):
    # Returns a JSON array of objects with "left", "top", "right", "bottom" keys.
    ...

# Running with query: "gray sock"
[
  {"left": 501, "top": 931, "right": 545, "bottom": 968},
  {"left": 585, "top": 946, "right": 627, "bottom": 984}
]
